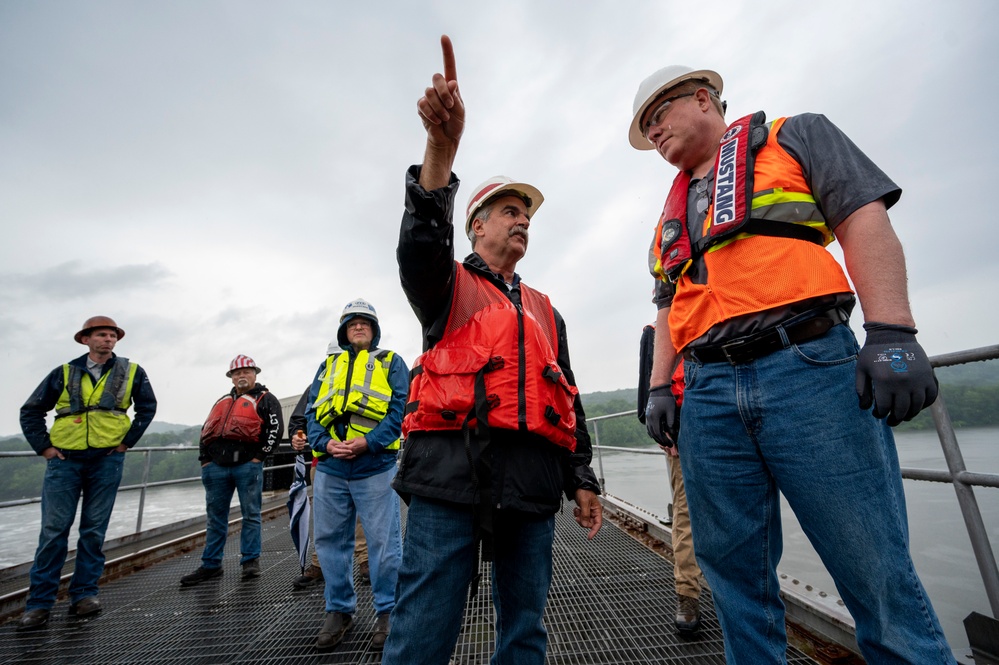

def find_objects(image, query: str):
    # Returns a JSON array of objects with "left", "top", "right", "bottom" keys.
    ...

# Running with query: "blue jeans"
[
  {"left": 27, "top": 451, "right": 125, "bottom": 610},
  {"left": 313, "top": 465, "right": 402, "bottom": 615},
  {"left": 382, "top": 497, "right": 555, "bottom": 665},
  {"left": 679, "top": 324, "right": 954, "bottom": 664},
  {"left": 200, "top": 461, "right": 262, "bottom": 567}
]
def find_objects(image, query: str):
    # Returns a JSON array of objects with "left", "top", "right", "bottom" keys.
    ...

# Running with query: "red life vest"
[
  {"left": 201, "top": 391, "right": 265, "bottom": 445},
  {"left": 403, "top": 265, "right": 579, "bottom": 450}
]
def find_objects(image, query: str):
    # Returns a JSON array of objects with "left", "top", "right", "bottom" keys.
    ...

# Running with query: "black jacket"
[
  {"left": 395, "top": 165, "right": 600, "bottom": 516},
  {"left": 198, "top": 383, "right": 284, "bottom": 465},
  {"left": 20, "top": 353, "right": 157, "bottom": 458}
]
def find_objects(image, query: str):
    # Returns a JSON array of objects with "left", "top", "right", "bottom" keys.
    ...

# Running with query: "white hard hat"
[
  {"left": 337, "top": 298, "right": 381, "bottom": 347},
  {"left": 464, "top": 176, "right": 544, "bottom": 236},
  {"left": 628, "top": 65, "right": 723, "bottom": 150},
  {"left": 227, "top": 354, "right": 261, "bottom": 377},
  {"left": 339, "top": 298, "right": 379, "bottom": 325}
]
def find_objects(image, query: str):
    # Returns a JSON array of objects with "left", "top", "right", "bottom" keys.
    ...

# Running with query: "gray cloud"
[{"left": 1, "top": 262, "right": 171, "bottom": 302}]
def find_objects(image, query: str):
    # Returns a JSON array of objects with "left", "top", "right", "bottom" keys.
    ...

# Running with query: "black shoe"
[
  {"left": 17, "top": 608, "right": 50, "bottom": 630},
  {"left": 180, "top": 566, "right": 223, "bottom": 586},
  {"left": 675, "top": 595, "right": 701, "bottom": 635},
  {"left": 69, "top": 596, "right": 102, "bottom": 617},
  {"left": 241, "top": 559, "right": 261, "bottom": 579},
  {"left": 316, "top": 612, "right": 352, "bottom": 651},
  {"left": 293, "top": 564, "right": 323, "bottom": 589},
  {"left": 370, "top": 612, "right": 390, "bottom": 651}
]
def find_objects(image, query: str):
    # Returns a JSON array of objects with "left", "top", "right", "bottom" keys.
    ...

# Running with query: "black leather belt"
[{"left": 684, "top": 307, "right": 849, "bottom": 365}]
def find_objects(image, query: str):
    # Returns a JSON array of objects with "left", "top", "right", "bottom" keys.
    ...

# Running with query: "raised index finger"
[{"left": 441, "top": 34, "right": 457, "bottom": 83}]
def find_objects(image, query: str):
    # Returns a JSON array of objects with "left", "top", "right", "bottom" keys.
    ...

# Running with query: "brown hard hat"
[{"left": 74, "top": 316, "right": 126, "bottom": 344}]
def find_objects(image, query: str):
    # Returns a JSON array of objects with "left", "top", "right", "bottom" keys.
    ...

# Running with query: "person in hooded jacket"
[{"left": 305, "top": 299, "right": 408, "bottom": 652}]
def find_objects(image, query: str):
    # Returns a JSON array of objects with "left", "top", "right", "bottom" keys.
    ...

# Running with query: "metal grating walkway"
[{"left": 0, "top": 505, "right": 816, "bottom": 664}]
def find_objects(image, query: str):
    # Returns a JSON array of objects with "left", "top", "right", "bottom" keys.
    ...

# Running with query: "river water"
[{"left": 1, "top": 427, "right": 996, "bottom": 650}]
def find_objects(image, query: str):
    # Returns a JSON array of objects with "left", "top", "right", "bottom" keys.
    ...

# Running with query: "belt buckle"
[{"left": 720, "top": 338, "right": 750, "bottom": 365}]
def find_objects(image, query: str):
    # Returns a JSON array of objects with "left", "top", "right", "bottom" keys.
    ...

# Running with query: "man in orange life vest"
[
  {"left": 180, "top": 355, "right": 283, "bottom": 586},
  {"left": 630, "top": 66, "right": 953, "bottom": 662},
  {"left": 18, "top": 316, "right": 156, "bottom": 629},
  {"left": 381, "top": 36, "right": 602, "bottom": 665}
]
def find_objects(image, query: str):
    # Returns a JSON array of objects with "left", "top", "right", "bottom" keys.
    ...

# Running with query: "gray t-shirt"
[{"left": 654, "top": 112, "right": 899, "bottom": 345}]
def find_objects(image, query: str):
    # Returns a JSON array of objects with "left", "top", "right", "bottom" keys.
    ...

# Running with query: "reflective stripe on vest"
[
  {"left": 649, "top": 113, "right": 852, "bottom": 351},
  {"left": 312, "top": 349, "right": 399, "bottom": 450},
  {"left": 403, "top": 265, "right": 578, "bottom": 451},
  {"left": 50, "top": 359, "right": 138, "bottom": 450}
]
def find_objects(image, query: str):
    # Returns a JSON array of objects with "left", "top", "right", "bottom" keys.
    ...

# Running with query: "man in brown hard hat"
[{"left": 18, "top": 316, "right": 157, "bottom": 629}]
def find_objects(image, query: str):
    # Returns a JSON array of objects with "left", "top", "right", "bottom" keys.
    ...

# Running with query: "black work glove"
[
  {"left": 856, "top": 322, "right": 938, "bottom": 426},
  {"left": 645, "top": 383, "right": 680, "bottom": 448}
]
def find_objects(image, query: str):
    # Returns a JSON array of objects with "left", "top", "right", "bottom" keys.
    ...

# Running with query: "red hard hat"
[
  {"left": 226, "top": 354, "right": 261, "bottom": 377},
  {"left": 74, "top": 316, "right": 125, "bottom": 344}
]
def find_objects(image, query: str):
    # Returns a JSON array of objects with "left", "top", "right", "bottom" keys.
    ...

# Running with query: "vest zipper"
[
  {"left": 339, "top": 354, "right": 358, "bottom": 440},
  {"left": 85, "top": 371, "right": 106, "bottom": 450},
  {"left": 218, "top": 396, "right": 238, "bottom": 440},
  {"left": 517, "top": 303, "right": 527, "bottom": 431}
]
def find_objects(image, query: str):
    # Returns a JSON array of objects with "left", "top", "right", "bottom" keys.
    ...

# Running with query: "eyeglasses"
[
  {"left": 642, "top": 92, "right": 695, "bottom": 139},
  {"left": 347, "top": 320, "right": 371, "bottom": 329}
]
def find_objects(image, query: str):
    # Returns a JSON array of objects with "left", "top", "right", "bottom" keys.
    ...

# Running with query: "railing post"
[
  {"left": 593, "top": 421, "right": 605, "bottom": 493},
  {"left": 135, "top": 450, "right": 152, "bottom": 533},
  {"left": 930, "top": 392, "right": 999, "bottom": 618}
]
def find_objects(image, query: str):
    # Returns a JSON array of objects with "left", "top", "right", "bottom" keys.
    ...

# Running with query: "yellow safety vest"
[
  {"left": 312, "top": 349, "right": 399, "bottom": 450},
  {"left": 50, "top": 358, "right": 138, "bottom": 450}
]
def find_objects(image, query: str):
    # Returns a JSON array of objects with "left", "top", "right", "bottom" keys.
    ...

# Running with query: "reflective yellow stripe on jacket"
[
  {"left": 50, "top": 359, "right": 138, "bottom": 450},
  {"left": 312, "top": 350, "right": 398, "bottom": 450}
]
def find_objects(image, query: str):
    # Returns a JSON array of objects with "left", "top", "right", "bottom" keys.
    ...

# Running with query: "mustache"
[{"left": 509, "top": 226, "right": 528, "bottom": 240}]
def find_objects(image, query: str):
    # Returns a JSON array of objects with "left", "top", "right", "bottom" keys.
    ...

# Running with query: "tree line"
[
  {"left": 0, "top": 427, "right": 204, "bottom": 503},
  {"left": 2, "top": 376, "right": 996, "bottom": 502}
]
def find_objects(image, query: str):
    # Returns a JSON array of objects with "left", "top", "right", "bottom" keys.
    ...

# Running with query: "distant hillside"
[
  {"left": 935, "top": 361, "right": 999, "bottom": 387},
  {"left": 145, "top": 421, "right": 198, "bottom": 434},
  {"left": 578, "top": 359, "right": 999, "bottom": 436},
  {"left": 581, "top": 388, "right": 638, "bottom": 414}
]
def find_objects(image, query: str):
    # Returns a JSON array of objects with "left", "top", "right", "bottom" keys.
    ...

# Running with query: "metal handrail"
[
  {"left": 0, "top": 445, "right": 299, "bottom": 534},
  {"left": 586, "top": 344, "right": 999, "bottom": 619}
]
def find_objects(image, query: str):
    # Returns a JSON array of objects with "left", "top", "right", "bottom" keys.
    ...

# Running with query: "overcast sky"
[{"left": 1, "top": 0, "right": 996, "bottom": 435}]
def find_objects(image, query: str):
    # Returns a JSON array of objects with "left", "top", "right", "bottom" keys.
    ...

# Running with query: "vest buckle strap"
[
  {"left": 544, "top": 405, "right": 561, "bottom": 426},
  {"left": 541, "top": 365, "right": 562, "bottom": 384},
  {"left": 485, "top": 356, "right": 505, "bottom": 372}
]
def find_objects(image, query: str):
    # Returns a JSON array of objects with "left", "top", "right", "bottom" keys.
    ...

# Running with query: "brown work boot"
[
  {"left": 370, "top": 612, "right": 390, "bottom": 651},
  {"left": 69, "top": 596, "right": 102, "bottom": 617},
  {"left": 241, "top": 559, "right": 261, "bottom": 579},
  {"left": 357, "top": 560, "right": 370, "bottom": 585},
  {"left": 180, "top": 566, "right": 223, "bottom": 586},
  {"left": 675, "top": 594, "right": 701, "bottom": 635},
  {"left": 316, "top": 612, "right": 352, "bottom": 651},
  {"left": 293, "top": 564, "right": 324, "bottom": 590},
  {"left": 17, "top": 608, "right": 50, "bottom": 630}
]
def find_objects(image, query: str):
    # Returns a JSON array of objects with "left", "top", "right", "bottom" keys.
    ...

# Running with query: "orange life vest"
[
  {"left": 201, "top": 391, "right": 265, "bottom": 445},
  {"left": 650, "top": 112, "right": 853, "bottom": 352},
  {"left": 403, "top": 265, "right": 579, "bottom": 450}
]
